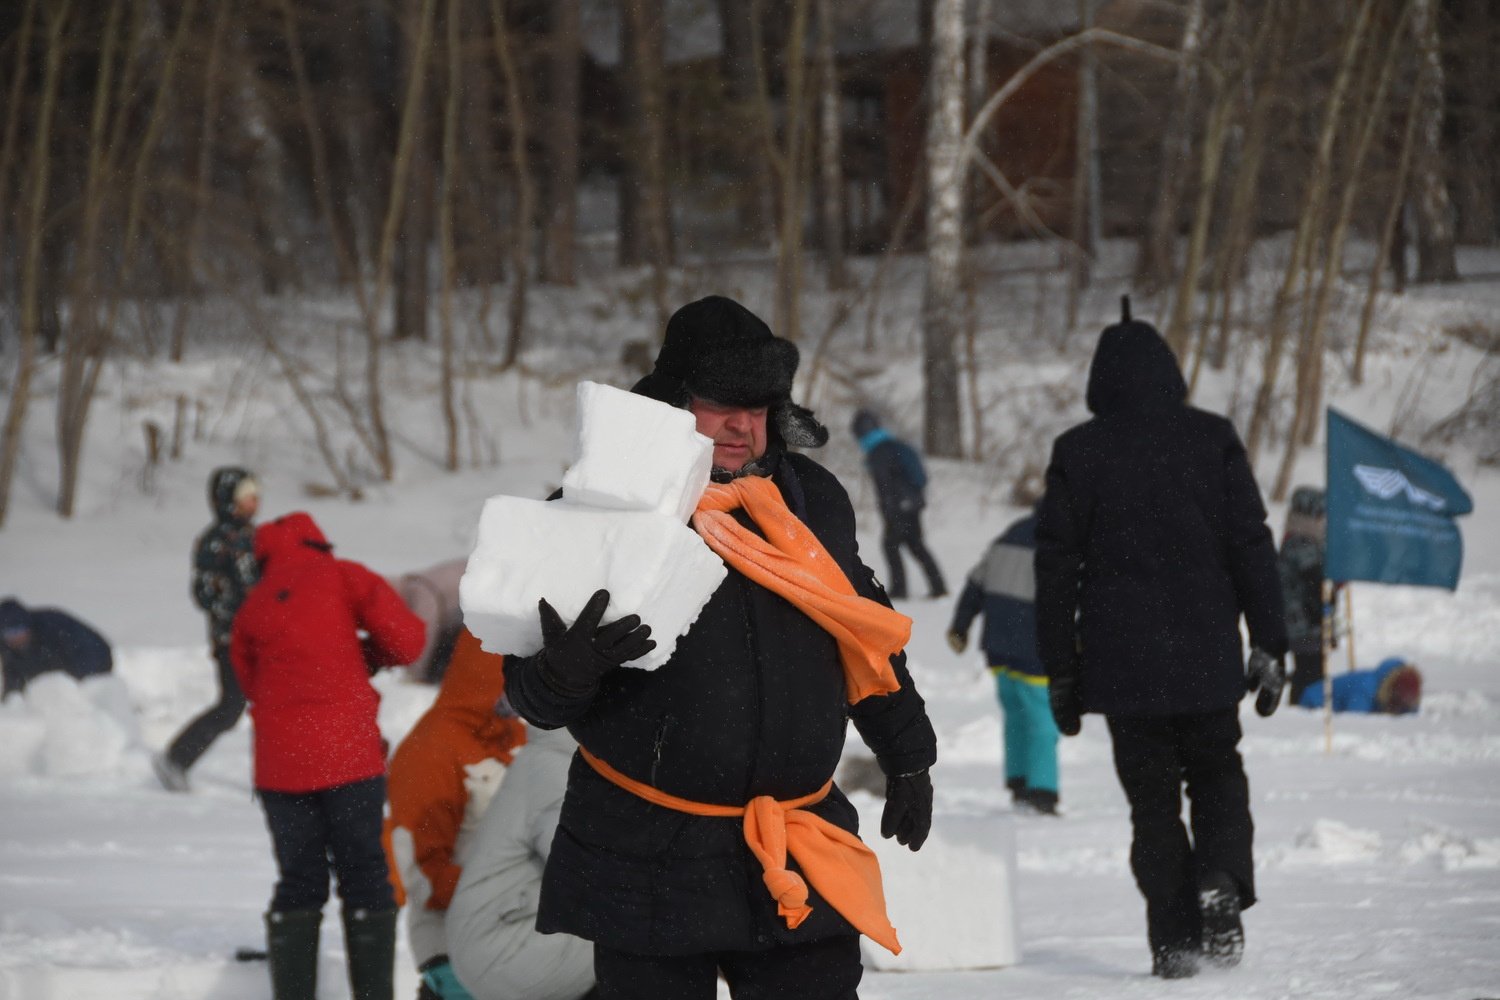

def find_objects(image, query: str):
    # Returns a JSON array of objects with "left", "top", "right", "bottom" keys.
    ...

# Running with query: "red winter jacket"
[{"left": 231, "top": 512, "right": 426, "bottom": 793}]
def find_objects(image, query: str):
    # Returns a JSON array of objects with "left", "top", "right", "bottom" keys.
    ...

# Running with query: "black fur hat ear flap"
[{"left": 773, "top": 399, "right": 829, "bottom": 449}]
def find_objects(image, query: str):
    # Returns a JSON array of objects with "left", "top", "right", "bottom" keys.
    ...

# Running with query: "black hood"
[
  {"left": 207, "top": 466, "right": 254, "bottom": 522},
  {"left": 1084, "top": 320, "right": 1187, "bottom": 416}
]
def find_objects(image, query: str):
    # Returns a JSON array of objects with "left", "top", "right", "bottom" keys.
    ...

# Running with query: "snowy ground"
[{"left": 2, "top": 246, "right": 1499, "bottom": 999}]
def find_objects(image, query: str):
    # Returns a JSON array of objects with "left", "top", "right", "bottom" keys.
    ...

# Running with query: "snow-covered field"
[{"left": 2, "top": 247, "right": 1498, "bottom": 999}]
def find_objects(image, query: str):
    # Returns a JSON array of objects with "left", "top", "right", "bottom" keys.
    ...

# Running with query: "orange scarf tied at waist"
[
  {"left": 579, "top": 746, "right": 902, "bottom": 955},
  {"left": 692, "top": 474, "right": 911, "bottom": 704}
]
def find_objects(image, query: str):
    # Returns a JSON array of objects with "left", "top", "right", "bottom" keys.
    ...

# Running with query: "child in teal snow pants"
[{"left": 948, "top": 513, "right": 1061, "bottom": 814}]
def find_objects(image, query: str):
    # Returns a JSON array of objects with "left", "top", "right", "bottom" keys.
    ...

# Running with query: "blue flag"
[{"left": 1325, "top": 408, "right": 1473, "bottom": 589}]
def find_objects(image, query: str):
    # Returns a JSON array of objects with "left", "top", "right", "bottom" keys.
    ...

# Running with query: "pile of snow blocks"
[
  {"left": 854, "top": 795, "right": 1020, "bottom": 971},
  {"left": 461, "top": 381, "right": 726, "bottom": 671}
]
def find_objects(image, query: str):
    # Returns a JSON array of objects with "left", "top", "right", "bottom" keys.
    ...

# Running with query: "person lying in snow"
[
  {"left": 501, "top": 295, "right": 937, "bottom": 1000},
  {"left": 232, "top": 511, "right": 425, "bottom": 1000},
  {"left": 383, "top": 628, "right": 526, "bottom": 1000},
  {"left": 0, "top": 597, "right": 112, "bottom": 699},
  {"left": 1295, "top": 657, "right": 1422, "bottom": 715}
]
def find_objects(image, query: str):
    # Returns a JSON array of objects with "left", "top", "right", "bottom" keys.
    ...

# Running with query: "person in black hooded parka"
[
  {"left": 1034, "top": 310, "right": 1287, "bottom": 980},
  {"left": 503, "top": 295, "right": 937, "bottom": 1000}
]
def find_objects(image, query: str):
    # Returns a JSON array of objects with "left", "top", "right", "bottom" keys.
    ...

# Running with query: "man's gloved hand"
[
  {"left": 945, "top": 630, "right": 967, "bottom": 654},
  {"left": 1246, "top": 647, "right": 1287, "bottom": 717},
  {"left": 420, "top": 958, "right": 475, "bottom": 1000},
  {"left": 535, "top": 589, "right": 655, "bottom": 698},
  {"left": 1049, "top": 674, "right": 1083, "bottom": 736},
  {"left": 881, "top": 770, "right": 933, "bottom": 851}
]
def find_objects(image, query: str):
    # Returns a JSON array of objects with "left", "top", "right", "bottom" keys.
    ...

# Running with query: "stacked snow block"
[
  {"left": 461, "top": 381, "right": 726, "bottom": 671},
  {"left": 853, "top": 794, "right": 1020, "bottom": 971}
]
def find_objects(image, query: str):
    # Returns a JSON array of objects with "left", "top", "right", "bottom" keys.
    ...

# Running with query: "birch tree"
[
  {"left": 1408, "top": 0, "right": 1458, "bottom": 282},
  {"left": 923, "top": 0, "right": 966, "bottom": 457}
]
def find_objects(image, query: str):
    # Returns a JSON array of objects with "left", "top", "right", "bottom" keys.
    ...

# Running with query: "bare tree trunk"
[
  {"left": 923, "top": 0, "right": 965, "bottom": 458},
  {"left": 623, "top": 0, "right": 671, "bottom": 329},
  {"left": 0, "top": 0, "right": 56, "bottom": 530},
  {"left": 1450, "top": 0, "right": 1497, "bottom": 244},
  {"left": 965, "top": 0, "right": 994, "bottom": 245},
  {"left": 436, "top": 0, "right": 464, "bottom": 471},
  {"left": 1135, "top": 0, "right": 1205, "bottom": 295},
  {"left": 541, "top": 0, "right": 580, "bottom": 285},
  {"left": 773, "top": 0, "right": 811, "bottom": 341},
  {"left": 1165, "top": 0, "right": 1248, "bottom": 360},
  {"left": 1409, "top": 0, "right": 1459, "bottom": 282},
  {"left": 1245, "top": 0, "right": 1375, "bottom": 464},
  {"left": 815, "top": 0, "right": 846, "bottom": 290},
  {"left": 1272, "top": 0, "right": 1413, "bottom": 500},
  {"left": 489, "top": 0, "right": 534, "bottom": 367},
  {"left": 1066, "top": 0, "right": 1101, "bottom": 329},
  {"left": 0, "top": 0, "right": 38, "bottom": 311},
  {"left": 394, "top": 0, "right": 436, "bottom": 342},
  {"left": 1355, "top": 58, "right": 1424, "bottom": 385},
  {"left": 718, "top": 0, "right": 771, "bottom": 246}
]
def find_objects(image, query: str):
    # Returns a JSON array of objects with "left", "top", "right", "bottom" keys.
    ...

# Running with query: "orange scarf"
[
  {"left": 580, "top": 746, "right": 901, "bottom": 955},
  {"left": 692, "top": 474, "right": 910, "bottom": 704}
]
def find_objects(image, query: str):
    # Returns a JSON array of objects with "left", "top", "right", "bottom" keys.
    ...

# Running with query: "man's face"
[
  {"left": 232, "top": 479, "right": 260, "bottom": 520},
  {"left": 689, "top": 397, "right": 769, "bottom": 472}
]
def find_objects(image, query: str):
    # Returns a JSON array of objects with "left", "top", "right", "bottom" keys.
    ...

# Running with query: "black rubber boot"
[
  {"left": 265, "top": 909, "right": 321, "bottom": 1000},
  {"left": 1199, "top": 870, "right": 1245, "bottom": 968},
  {"left": 343, "top": 907, "right": 398, "bottom": 1000}
]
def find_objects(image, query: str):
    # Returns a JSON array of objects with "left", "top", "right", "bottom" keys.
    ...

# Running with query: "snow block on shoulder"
[
  {"left": 561, "top": 381, "right": 714, "bottom": 523},
  {"left": 459, "top": 496, "right": 726, "bottom": 671},
  {"left": 854, "top": 797, "right": 1020, "bottom": 971}
]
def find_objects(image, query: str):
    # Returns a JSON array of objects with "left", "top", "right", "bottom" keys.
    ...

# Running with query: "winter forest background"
[{"left": 2, "top": 0, "right": 1500, "bottom": 998}]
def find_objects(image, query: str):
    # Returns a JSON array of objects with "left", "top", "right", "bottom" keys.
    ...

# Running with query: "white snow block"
[
  {"left": 561, "top": 380, "right": 714, "bottom": 523},
  {"left": 460, "top": 495, "right": 726, "bottom": 671},
  {"left": 853, "top": 795, "right": 1020, "bottom": 971}
]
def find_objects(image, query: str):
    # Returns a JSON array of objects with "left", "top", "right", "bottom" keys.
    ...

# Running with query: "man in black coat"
[
  {"left": 504, "top": 296, "right": 937, "bottom": 1000},
  {"left": 851, "top": 410, "right": 946, "bottom": 600},
  {"left": 0, "top": 598, "right": 113, "bottom": 698},
  {"left": 1034, "top": 312, "right": 1287, "bottom": 980},
  {"left": 154, "top": 466, "right": 260, "bottom": 792}
]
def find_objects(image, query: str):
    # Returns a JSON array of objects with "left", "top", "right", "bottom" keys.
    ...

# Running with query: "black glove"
[
  {"left": 881, "top": 769, "right": 933, "bottom": 851},
  {"left": 534, "top": 589, "right": 655, "bottom": 698},
  {"left": 1246, "top": 647, "right": 1286, "bottom": 717},
  {"left": 1049, "top": 674, "right": 1083, "bottom": 736}
]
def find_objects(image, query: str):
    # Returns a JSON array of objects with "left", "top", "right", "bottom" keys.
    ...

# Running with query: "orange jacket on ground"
[{"left": 384, "top": 628, "right": 526, "bottom": 914}]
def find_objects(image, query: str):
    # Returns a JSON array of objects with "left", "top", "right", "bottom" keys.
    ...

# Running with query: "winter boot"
[
  {"left": 343, "top": 906, "right": 398, "bottom": 1000},
  {"left": 1021, "top": 788, "right": 1060, "bottom": 816},
  {"left": 265, "top": 909, "right": 321, "bottom": 1000},
  {"left": 1151, "top": 944, "right": 1199, "bottom": 979},
  {"left": 1199, "top": 870, "right": 1244, "bottom": 968},
  {"left": 151, "top": 751, "right": 190, "bottom": 793}
]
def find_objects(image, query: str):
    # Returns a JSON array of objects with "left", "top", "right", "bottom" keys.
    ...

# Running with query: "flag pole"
[
  {"left": 1322, "top": 578, "right": 1335, "bottom": 754},
  {"left": 1343, "top": 584, "right": 1356, "bottom": 673}
]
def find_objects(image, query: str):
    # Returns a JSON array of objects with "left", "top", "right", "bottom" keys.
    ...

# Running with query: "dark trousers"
[
  {"left": 880, "top": 509, "right": 945, "bottom": 598},
  {"left": 1288, "top": 651, "right": 1325, "bottom": 705},
  {"left": 258, "top": 776, "right": 395, "bottom": 914},
  {"left": 593, "top": 935, "right": 862, "bottom": 1000},
  {"left": 166, "top": 643, "right": 246, "bottom": 770},
  {"left": 1106, "top": 709, "right": 1255, "bottom": 955}
]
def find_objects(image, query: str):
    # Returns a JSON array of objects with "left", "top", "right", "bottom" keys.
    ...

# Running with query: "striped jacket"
[{"left": 949, "top": 514, "right": 1042, "bottom": 677}]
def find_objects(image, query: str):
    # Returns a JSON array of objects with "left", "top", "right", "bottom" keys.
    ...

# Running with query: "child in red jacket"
[{"left": 232, "top": 512, "right": 425, "bottom": 1000}]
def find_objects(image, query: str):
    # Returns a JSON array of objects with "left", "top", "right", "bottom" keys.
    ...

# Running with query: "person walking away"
[
  {"left": 502, "top": 295, "right": 938, "bottom": 1000},
  {"left": 0, "top": 598, "right": 112, "bottom": 698},
  {"left": 384, "top": 628, "right": 527, "bottom": 1000},
  {"left": 154, "top": 467, "right": 261, "bottom": 792},
  {"left": 946, "top": 511, "right": 1060, "bottom": 815},
  {"left": 1278, "top": 486, "right": 1328, "bottom": 705},
  {"left": 1034, "top": 308, "right": 1288, "bottom": 979},
  {"left": 447, "top": 724, "right": 598, "bottom": 1000},
  {"left": 851, "top": 410, "right": 946, "bottom": 600},
  {"left": 232, "top": 512, "right": 425, "bottom": 1000}
]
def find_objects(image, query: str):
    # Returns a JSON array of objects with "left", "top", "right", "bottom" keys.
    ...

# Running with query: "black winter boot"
[
  {"left": 343, "top": 907, "right": 398, "bottom": 1000},
  {"left": 1199, "top": 870, "right": 1245, "bottom": 968},
  {"left": 1151, "top": 944, "right": 1199, "bottom": 979},
  {"left": 265, "top": 909, "right": 321, "bottom": 1000}
]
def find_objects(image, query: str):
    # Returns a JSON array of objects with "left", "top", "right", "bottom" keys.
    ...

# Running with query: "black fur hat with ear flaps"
[{"left": 630, "top": 295, "right": 830, "bottom": 448}]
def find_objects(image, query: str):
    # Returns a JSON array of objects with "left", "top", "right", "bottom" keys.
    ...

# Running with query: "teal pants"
[{"left": 994, "top": 668, "right": 1059, "bottom": 795}]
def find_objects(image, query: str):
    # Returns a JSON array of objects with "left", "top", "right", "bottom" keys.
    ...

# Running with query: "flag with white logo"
[{"left": 1325, "top": 408, "right": 1473, "bottom": 589}]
